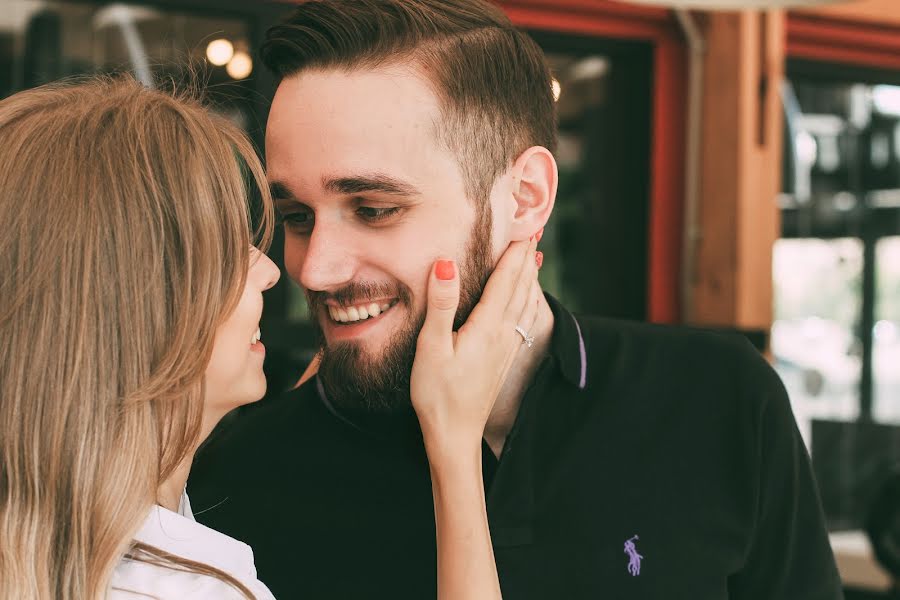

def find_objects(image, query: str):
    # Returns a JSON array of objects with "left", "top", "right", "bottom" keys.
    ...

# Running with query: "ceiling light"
[
  {"left": 206, "top": 39, "right": 234, "bottom": 67},
  {"left": 226, "top": 51, "right": 253, "bottom": 80}
]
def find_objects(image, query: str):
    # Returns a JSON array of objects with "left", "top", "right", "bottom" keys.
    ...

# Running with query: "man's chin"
[
  {"left": 318, "top": 349, "right": 414, "bottom": 413},
  {"left": 316, "top": 313, "right": 423, "bottom": 414},
  {"left": 320, "top": 340, "right": 388, "bottom": 372}
]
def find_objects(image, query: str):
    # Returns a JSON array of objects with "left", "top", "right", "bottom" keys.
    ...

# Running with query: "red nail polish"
[
  {"left": 536, "top": 251, "right": 544, "bottom": 269},
  {"left": 536, "top": 228, "right": 544, "bottom": 242},
  {"left": 435, "top": 260, "right": 455, "bottom": 281}
]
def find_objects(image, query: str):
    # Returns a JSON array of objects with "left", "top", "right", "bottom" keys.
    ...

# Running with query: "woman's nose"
[
  {"left": 259, "top": 254, "right": 281, "bottom": 291},
  {"left": 250, "top": 247, "right": 281, "bottom": 291}
]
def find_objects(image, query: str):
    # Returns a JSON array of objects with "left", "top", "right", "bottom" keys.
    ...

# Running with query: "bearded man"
[{"left": 189, "top": 1, "right": 843, "bottom": 598}]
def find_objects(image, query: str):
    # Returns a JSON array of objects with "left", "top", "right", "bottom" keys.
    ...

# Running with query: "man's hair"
[{"left": 262, "top": 0, "right": 557, "bottom": 204}]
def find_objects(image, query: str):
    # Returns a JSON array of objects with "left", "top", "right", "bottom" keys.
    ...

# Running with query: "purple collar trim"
[{"left": 571, "top": 315, "right": 587, "bottom": 390}]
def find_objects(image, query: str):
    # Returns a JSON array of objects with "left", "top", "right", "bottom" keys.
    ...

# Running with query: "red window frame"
[
  {"left": 787, "top": 13, "right": 900, "bottom": 72},
  {"left": 500, "top": 0, "right": 687, "bottom": 323}
]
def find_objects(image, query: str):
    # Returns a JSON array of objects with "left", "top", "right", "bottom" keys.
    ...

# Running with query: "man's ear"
[{"left": 509, "top": 146, "right": 557, "bottom": 241}]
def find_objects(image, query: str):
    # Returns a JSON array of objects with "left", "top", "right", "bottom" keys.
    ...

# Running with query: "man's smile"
[
  {"left": 326, "top": 298, "right": 400, "bottom": 324},
  {"left": 320, "top": 298, "right": 404, "bottom": 342}
]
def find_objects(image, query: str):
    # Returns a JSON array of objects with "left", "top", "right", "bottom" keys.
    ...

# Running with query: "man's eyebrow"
[
  {"left": 269, "top": 181, "right": 296, "bottom": 201},
  {"left": 323, "top": 174, "right": 420, "bottom": 197}
]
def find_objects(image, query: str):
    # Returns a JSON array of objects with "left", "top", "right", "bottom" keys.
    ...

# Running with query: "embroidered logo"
[{"left": 624, "top": 535, "right": 643, "bottom": 576}]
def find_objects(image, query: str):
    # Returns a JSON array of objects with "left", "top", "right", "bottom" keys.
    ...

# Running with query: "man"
[{"left": 189, "top": 1, "right": 843, "bottom": 598}]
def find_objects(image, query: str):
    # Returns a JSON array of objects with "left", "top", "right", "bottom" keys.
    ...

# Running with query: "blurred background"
[{"left": 1, "top": 0, "right": 898, "bottom": 595}]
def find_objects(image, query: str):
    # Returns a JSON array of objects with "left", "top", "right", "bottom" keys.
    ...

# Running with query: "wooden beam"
[
  {"left": 690, "top": 10, "right": 784, "bottom": 333},
  {"left": 794, "top": 0, "right": 900, "bottom": 28}
]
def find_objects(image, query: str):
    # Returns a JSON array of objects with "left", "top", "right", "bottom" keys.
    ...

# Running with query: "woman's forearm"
[{"left": 428, "top": 447, "right": 503, "bottom": 600}]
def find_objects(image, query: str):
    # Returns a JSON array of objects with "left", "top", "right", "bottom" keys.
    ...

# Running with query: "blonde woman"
[{"left": 0, "top": 76, "right": 538, "bottom": 599}]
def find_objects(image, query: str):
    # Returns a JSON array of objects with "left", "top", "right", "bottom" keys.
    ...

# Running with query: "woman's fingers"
[
  {"left": 502, "top": 236, "right": 539, "bottom": 327},
  {"left": 517, "top": 274, "right": 541, "bottom": 339},
  {"left": 417, "top": 259, "right": 460, "bottom": 356},
  {"left": 467, "top": 238, "right": 534, "bottom": 329},
  {"left": 499, "top": 248, "right": 541, "bottom": 373}
]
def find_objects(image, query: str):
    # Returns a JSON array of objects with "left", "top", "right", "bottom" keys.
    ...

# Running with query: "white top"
[{"left": 108, "top": 493, "right": 276, "bottom": 599}]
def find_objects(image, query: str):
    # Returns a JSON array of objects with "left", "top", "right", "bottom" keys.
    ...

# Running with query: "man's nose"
[{"left": 298, "top": 225, "right": 357, "bottom": 292}]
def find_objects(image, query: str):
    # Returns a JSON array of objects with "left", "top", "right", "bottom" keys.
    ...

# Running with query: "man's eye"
[
  {"left": 279, "top": 211, "right": 314, "bottom": 232},
  {"left": 357, "top": 206, "right": 402, "bottom": 222}
]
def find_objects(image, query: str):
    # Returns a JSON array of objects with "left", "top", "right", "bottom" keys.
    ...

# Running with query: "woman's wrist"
[
  {"left": 428, "top": 450, "right": 486, "bottom": 512},
  {"left": 424, "top": 438, "right": 483, "bottom": 480}
]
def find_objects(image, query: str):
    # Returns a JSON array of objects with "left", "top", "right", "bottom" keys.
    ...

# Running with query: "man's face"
[{"left": 266, "top": 66, "right": 510, "bottom": 411}]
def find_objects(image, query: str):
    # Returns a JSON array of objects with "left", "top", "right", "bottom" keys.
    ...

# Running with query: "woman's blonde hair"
[{"left": 0, "top": 75, "right": 273, "bottom": 599}]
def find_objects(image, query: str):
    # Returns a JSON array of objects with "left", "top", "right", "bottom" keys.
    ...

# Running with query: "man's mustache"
[{"left": 306, "top": 281, "right": 413, "bottom": 311}]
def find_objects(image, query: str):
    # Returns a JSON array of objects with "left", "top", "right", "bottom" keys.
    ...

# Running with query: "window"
[
  {"left": 874, "top": 236, "right": 900, "bottom": 425},
  {"left": 772, "top": 237, "right": 863, "bottom": 445},
  {"left": 0, "top": 2, "right": 264, "bottom": 129},
  {"left": 0, "top": 0, "right": 294, "bottom": 389},
  {"left": 776, "top": 66, "right": 900, "bottom": 531}
]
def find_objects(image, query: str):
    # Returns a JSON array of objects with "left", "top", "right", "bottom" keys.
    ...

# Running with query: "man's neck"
[{"left": 482, "top": 293, "right": 554, "bottom": 458}]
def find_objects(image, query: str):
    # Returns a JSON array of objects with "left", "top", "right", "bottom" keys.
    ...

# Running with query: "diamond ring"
[{"left": 515, "top": 325, "right": 535, "bottom": 348}]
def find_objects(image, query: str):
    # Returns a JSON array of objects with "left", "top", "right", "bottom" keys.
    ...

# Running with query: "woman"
[{"left": 0, "top": 76, "right": 538, "bottom": 599}]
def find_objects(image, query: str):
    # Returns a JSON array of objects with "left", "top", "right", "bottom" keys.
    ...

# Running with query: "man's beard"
[{"left": 307, "top": 207, "right": 493, "bottom": 413}]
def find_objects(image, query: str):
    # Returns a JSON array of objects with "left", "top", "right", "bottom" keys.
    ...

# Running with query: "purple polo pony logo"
[{"left": 624, "top": 535, "right": 643, "bottom": 576}]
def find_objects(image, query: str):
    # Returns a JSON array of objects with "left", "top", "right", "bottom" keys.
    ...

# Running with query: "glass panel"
[
  {"left": 528, "top": 44, "right": 651, "bottom": 320},
  {"left": 538, "top": 52, "right": 617, "bottom": 314},
  {"left": 772, "top": 238, "right": 863, "bottom": 446},
  {"left": 779, "top": 72, "right": 900, "bottom": 533},
  {"left": 874, "top": 236, "right": 900, "bottom": 425},
  {"left": 0, "top": 2, "right": 254, "bottom": 129}
]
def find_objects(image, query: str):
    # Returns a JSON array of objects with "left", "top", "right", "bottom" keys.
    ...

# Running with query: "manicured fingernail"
[
  {"left": 535, "top": 251, "right": 544, "bottom": 269},
  {"left": 536, "top": 228, "right": 544, "bottom": 242},
  {"left": 435, "top": 260, "right": 456, "bottom": 281}
]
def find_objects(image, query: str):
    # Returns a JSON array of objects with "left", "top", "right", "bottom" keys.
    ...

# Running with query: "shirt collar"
[
  {"left": 544, "top": 293, "right": 588, "bottom": 390},
  {"left": 133, "top": 497, "right": 257, "bottom": 581},
  {"left": 484, "top": 295, "right": 587, "bottom": 547}
]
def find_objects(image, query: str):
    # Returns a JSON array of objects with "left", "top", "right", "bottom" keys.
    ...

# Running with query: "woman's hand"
[
  {"left": 410, "top": 237, "right": 539, "bottom": 600},
  {"left": 410, "top": 236, "right": 540, "bottom": 460}
]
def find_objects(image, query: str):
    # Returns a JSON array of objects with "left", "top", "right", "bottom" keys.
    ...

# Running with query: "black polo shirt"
[{"left": 188, "top": 295, "right": 843, "bottom": 599}]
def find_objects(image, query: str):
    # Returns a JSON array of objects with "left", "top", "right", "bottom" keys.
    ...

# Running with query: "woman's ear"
[{"left": 508, "top": 146, "right": 557, "bottom": 241}]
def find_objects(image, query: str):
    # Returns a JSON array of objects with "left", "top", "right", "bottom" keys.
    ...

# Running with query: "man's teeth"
[
  {"left": 329, "top": 302, "right": 393, "bottom": 323},
  {"left": 251, "top": 327, "right": 261, "bottom": 344}
]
